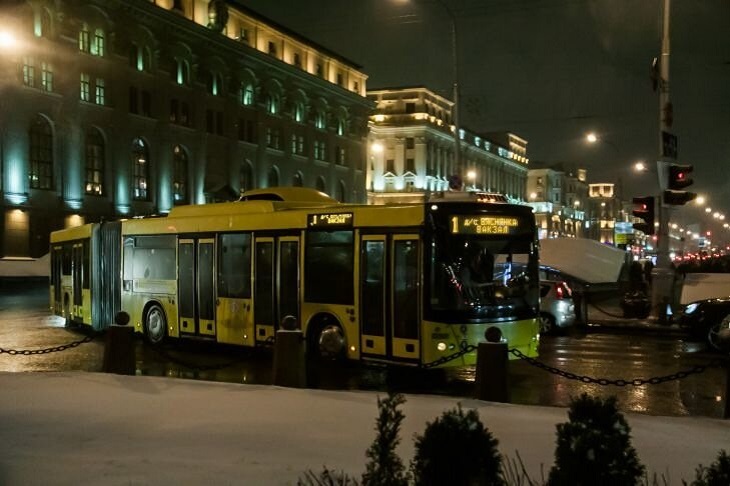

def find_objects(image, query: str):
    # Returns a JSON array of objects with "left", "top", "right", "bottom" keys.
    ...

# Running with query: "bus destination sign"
[
  {"left": 308, "top": 212, "right": 354, "bottom": 228},
  {"left": 450, "top": 215, "right": 521, "bottom": 235}
]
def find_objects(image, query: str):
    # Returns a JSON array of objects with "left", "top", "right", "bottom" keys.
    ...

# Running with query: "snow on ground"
[{"left": 1, "top": 371, "right": 728, "bottom": 485}]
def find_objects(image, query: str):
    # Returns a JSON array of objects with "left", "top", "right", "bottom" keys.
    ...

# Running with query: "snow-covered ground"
[{"left": 1, "top": 371, "right": 728, "bottom": 485}]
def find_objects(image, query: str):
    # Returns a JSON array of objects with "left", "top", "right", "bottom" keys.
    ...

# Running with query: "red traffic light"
[
  {"left": 668, "top": 164, "right": 693, "bottom": 190},
  {"left": 632, "top": 196, "right": 655, "bottom": 235}
]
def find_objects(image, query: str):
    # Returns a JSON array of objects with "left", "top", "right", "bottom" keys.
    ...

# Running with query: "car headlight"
[{"left": 684, "top": 303, "right": 699, "bottom": 315}]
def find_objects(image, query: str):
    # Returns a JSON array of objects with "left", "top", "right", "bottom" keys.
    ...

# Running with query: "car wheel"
[
  {"left": 707, "top": 314, "right": 730, "bottom": 352},
  {"left": 145, "top": 304, "right": 167, "bottom": 344},
  {"left": 308, "top": 316, "right": 346, "bottom": 361},
  {"left": 539, "top": 313, "right": 555, "bottom": 334}
]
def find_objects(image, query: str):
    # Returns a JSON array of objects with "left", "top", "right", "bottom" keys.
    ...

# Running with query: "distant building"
[
  {"left": 366, "top": 86, "right": 529, "bottom": 204},
  {"left": 588, "top": 183, "right": 626, "bottom": 245},
  {"left": 0, "top": 0, "right": 371, "bottom": 257},
  {"left": 526, "top": 164, "right": 587, "bottom": 239}
]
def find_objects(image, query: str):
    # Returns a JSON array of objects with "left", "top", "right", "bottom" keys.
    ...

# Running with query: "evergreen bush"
[
  {"left": 411, "top": 403, "right": 504, "bottom": 486},
  {"left": 688, "top": 449, "right": 730, "bottom": 486},
  {"left": 298, "top": 467, "right": 359, "bottom": 486},
  {"left": 548, "top": 393, "right": 645, "bottom": 486},
  {"left": 361, "top": 393, "right": 409, "bottom": 486}
]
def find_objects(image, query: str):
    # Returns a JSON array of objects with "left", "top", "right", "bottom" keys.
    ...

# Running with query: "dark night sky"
[{"left": 243, "top": 0, "right": 730, "bottom": 230}]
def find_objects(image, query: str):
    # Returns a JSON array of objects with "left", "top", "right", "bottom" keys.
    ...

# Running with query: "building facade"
[
  {"left": 0, "top": 0, "right": 372, "bottom": 257},
  {"left": 366, "top": 87, "right": 528, "bottom": 204},
  {"left": 526, "top": 165, "right": 588, "bottom": 239}
]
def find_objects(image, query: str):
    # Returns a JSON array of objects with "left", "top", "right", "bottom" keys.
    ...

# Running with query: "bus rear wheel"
[
  {"left": 309, "top": 319, "right": 346, "bottom": 361},
  {"left": 145, "top": 304, "right": 167, "bottom": 344}
]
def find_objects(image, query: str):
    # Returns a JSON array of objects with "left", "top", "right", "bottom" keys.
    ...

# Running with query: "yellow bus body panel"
[
  {"left": 421, "top": 318, "right": 540, "bottom": 367},
  {"left": 216, "top": 298, "right": 254, "bottom": 346}
]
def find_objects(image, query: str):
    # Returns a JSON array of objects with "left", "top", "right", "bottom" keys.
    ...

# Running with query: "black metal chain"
[
  {"left": 509, "top": 347, "right": 725, "bottom": 386},
  {"left": 0, "top": 334, "right": 96, "bottom": 356},
  {"left": 421, "top": 344, "right": 479, "bottom": 369},
  {"left": 144, "top": 341, "right": 244, "bottom": 372}
]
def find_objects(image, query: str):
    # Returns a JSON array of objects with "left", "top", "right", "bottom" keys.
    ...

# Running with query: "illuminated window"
[
  {"left": 315, "top": 109, "right": 326, "bottom": 129},
  {"left": 92, "top": 28, "right": 105, "bottom": 56},
  {"left": 40, "top": 62, "right": 53, "bottom": 92},
  {"left": 28, "top": 116, "right": 53, "bottom": 190},
  {"left": 265, "top": 92, "right": 279, "bottom": 114},
  {"left": 95, "top": 78, "right": 105, "bottom": 105},
  {"left": 132, "top": 138, "right": 149, "bottom": 200},
  {"left": 85, "top": 128, "right": 104, "bottom": 195},
  {"left": 129, "top": 43, "right": 151, "bottom": 72},
  {"left": 175, "top": 58, "right": 190, "bottom": 85},
  {"left": 293, "top": 101, "right": 304, "bottom": 122},
  {"left": 22, "top": 57, "right": 35, "bottom": 87},
  {"left": 172, "top": 145, "right": 188, "bottom": 204},
  {"left": 79, "top": 73, "right": 90, "bottom": 101},
  {"left": 240, "top": 83, "right": 254, "bottom": 105},
  {"left": 314, "top": 140, "right": 327, "bottom": 161},
  {"left": 336, "top": 146, "right": 346, "bottom": 166},
  {"left": 208, "top": 72, "right": 223, "bottom": 96},
  {"left": 78, "top": 24, "right": 90, "bottom": 52}
]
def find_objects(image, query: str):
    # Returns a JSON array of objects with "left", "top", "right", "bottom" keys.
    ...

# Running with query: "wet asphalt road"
[{"left": 1, "top": 279, "right": 727, "bottom": 418}]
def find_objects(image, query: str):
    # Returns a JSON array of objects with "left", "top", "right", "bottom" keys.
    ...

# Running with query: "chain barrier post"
[
  {"left": 272, "top": 315, "right": 306, "bottom": 388},
  {"left": 102, "top": 311, "right": 135, "bottom": 375},
  {"left": 474, "top": 327, "right": 509, "bottom": 403}
]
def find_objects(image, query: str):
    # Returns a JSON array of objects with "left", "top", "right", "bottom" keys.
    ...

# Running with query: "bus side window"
[
  {"left": 218, "top": 233, "right": 251, "bottom": 299},
  {"left": 304, "top": 230, "right": 354, "bottom": 305}
]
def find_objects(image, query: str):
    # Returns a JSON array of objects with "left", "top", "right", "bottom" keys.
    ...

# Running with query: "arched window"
[
  {"left": 265, "top": 92, "right": 279, "bottom": 115},
  {"left": 240, "top": 161, "right": 254, "bottom": 193},
  {"left": 314, "top": 107, "right": 326, "bottom": 130},
  {"left": 315, "top": 176, "right": 326, "bottom": 194},
  {"left": 175, "top": 58, "right": 190, "bottom": 85},
  {"left": 267, "top": 167, "right": 279, "bottom": 187},
  {"left": 85, "top": 127, "right": 104, "bottom": 195},
  {"left": 293, "top": 100, "right": 304, "bottom": 123},
  {"left": 131, "top": 138, "right": 149, "bottom": 200},
  {"left": 292, "top": 172, "right": 303, "bottom": 187},
  {"left": 240, "top": 83, "right": 254, "bottom": 106},
  {"left": 207, "top": 71, "right": 223, "bottom": 96},
  {"left": 28, "top": 115, "right": 53, "bottom": 190},
  {"left": 130, "top": 43, "right": 152, "bottom": 72},
  {"left": 337, "top": 181, "right": 347, "bottom": 202},
  {"left": 172, "top": 145, "right": 188, "bottom": 204}
]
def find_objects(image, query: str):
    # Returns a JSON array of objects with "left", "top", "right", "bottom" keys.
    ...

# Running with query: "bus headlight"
[{"left": 437, "top": 342, "right": 447, "bottom": 352}]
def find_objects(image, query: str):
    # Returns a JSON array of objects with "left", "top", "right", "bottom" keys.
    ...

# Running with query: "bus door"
[
  {"left": 277, "top": 237, "right": 300, "bottom": 331},
  {"left": 72, "top": 242, "right": 84, "bottom": 321},
  {"left": 253, "top": 237, "right": 275, "bottom": 343},
  {"left": 178, "top": 238, "right": 216, "bottom": 338},
  {"left": 360, "top": 234, "right": 420, "bottom": 363},
  {"left": 253, "top": 236, "right": 300, "bottom": 344}
]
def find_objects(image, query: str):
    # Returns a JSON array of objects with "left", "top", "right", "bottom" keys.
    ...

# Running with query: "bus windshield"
[{"left": 428, "top": 233, "right": 538, "bottom": 322}]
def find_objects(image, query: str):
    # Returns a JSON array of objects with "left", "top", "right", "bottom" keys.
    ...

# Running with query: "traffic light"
[
  {"left": 665, "top": 163, "right": 695, "bottom": 205},
  {"left": 667, "top": 164, "right": 693, "bottom": 189},
  {"left": 632, "top": 196, "right": 655, "bottom": 235},
  {"left": 663, "top": 190, "right": 697, "bottom": 205}
]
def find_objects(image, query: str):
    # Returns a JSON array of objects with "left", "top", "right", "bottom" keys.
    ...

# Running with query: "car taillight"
[
  {"left": 555, "top": 282, "right": 572, "bottom": 300},
  {"left": 556, "top": 285, "right": 564, "bottom": 300}
]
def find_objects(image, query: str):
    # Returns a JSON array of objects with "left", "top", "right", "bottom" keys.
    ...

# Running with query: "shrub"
[
  {"left": 361, "top": 393, "right": 409, "bottom": 486},
  {"left": 688, "top": 449, "right": 730, "bottom": 486},
  {"left": 548, "top": 393, "right": 645, "bottom": 486},
  {"left": 299, "top": 467, "right": 359, "bottom": 486},
  {"left": 411, "top": 403, "right": 504, "bottom": 486}
]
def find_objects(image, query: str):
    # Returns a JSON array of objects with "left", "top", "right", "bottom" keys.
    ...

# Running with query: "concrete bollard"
[
  {"left": 273, "top": 315, "right": 306, "bottom": 388},
  {"left": 474, "top": 328, "right": 509, "bottom": 403},
  {"left": 102, "top": 311, "right": 135, "bottom": 376}
]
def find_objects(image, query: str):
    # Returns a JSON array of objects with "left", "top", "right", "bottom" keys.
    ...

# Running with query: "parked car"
[
  {"left": 677, "top": 297, "right": 730, "bottom": 351},
  {"left": 539, "top": 280, "right": 576, "bottom": 334}
]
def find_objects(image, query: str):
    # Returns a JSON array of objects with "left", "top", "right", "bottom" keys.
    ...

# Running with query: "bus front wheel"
[{"left": 145, "top": 304, "right": 167, "bottom": 344}]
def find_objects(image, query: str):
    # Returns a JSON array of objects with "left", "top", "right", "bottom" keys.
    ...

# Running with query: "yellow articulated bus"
[{"left": 50, "top": 187, "right": 540, "bottom": 368}]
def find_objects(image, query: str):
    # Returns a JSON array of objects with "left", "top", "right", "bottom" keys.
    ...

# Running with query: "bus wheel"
[
  {"left": 145, "top": 304, "right": 167, "bottom": 344},
  {"left": 310, "top": 320, "right": 346, "bottom": 360}
]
